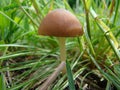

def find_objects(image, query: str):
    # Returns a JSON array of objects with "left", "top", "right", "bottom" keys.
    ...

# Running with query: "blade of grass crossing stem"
[
  {"left": 0, "top": 72, "right": 6, "bottom": 90},
  {"left": 66, "top": 60, "right": 76, "bottom": 90}
]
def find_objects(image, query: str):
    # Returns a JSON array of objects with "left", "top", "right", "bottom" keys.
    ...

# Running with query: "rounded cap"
[{"left": 38, "top": 9, "right": 83, "bottom": 37}]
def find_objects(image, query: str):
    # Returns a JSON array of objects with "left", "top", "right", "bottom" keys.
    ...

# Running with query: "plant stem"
[
  {"left": 113, "top": 0, "right": 119, "bottom": 24},
  {"left": 58, "top": 37, "right": 66, "bottom": 62},
  {"left": 84, "top": 24, "right": 96, "bottom": 57},
  {"left": 90, "top": 7, "right": 120, "bottom": 61},
  {"left": 58, "top": 37, "right": 66, "bottom": 73},
  {"left": 109, "top": 0, "right": 115, "bottom": 17},
  {"left": 83, "top": 0, "right": 91, "bottom": 39}
]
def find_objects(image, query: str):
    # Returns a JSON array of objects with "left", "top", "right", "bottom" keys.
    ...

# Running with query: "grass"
[{"left": 0, "top": 0, "right": 120, "bottom": 90}]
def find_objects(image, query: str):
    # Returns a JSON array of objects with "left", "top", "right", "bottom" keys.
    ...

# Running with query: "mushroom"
[
  {"left": 38, "top": 9, "right": 83, "bottom": 66},
  {"left": 38, "top": 9, "right": 83, "bottom": 90}
]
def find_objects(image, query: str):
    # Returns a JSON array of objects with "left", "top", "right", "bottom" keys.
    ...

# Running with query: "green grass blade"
[
  {"left": 84, "top": 24, "right": 96, "bottom": 56},
  {"left": 83, "top": 0, "right": 91, "bottom": 39},
  {"left": 113, "top": 0, "right": 119, "bottom": 24},
  {"left": 0, "top": 73, "right": 6, "bottom": 90},
  {"left": 90, "top": 7, "right": 120, "bottom": 61},
  {"left": 66, "top": 60, "right": 76, "bottom": 90},
  {"left": 0, "top": 11, "right": 25, "bottom": 30}
]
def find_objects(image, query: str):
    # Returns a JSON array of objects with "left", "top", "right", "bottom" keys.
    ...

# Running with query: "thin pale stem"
[
  {"left": 58, "top": 37, "right": 66, "bottom": 73},
  {"left": 58, "top": 37, "right": 66, "bottom": 62},
  {"left": 39, "top": 37, "right": 67, "bottom": 90}
]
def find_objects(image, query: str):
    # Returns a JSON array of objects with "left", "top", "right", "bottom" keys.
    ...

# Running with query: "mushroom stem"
[
  {"left": 58, "top": 37, "right": 66, "bottom": 73},
  {"left": 58, "top": 37, "right": 66, "bottom": 62}
]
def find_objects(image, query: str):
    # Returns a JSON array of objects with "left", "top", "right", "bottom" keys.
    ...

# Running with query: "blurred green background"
[{"left": 0, "top": 0, "right": 120, "bottom": 90}]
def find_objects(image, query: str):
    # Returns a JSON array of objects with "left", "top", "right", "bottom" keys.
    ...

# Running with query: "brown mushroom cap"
[{"left": 38, "top": 9, "right": 83, "bottom": 37}]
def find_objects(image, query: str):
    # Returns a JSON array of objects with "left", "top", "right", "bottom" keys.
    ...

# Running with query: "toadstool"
[
  {"left": 38, "top": 9, "right": 83, "bottom": 90},
  {"left": 38, "top": 9, "right": 83, "bottom": 71}
]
